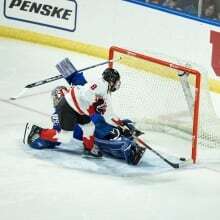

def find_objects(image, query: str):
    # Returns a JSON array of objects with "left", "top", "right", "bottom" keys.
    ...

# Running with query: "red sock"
[
  {"left": 40, "top": 129, "right": 58, "bottom": 142},
  {"left": 83, "top": 136, "right": 95, "bottom": 150}
]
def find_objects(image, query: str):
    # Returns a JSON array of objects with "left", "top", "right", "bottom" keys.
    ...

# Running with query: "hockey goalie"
[{"left": 23, "top": 58, "right": 146, "bottom": 165}]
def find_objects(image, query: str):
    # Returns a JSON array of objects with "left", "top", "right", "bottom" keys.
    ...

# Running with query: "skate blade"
[
  {"left": 23, "top": 122, "right": 32, "bottom": 144},
  {"left": 82, "top": 154, "right": 103, "bottom": 160}
]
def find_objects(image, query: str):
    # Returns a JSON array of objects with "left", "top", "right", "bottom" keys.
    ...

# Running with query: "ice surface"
[{"left": 0, "top": 39, "right": 220, "bottom": 220}]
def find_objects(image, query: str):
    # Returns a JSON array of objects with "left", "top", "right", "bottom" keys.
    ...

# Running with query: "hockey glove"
[
  {"left": 108, "top": 128, "right": 121, "bottom": 140},
  {"left": 117, "top": 126, "right": 132, "bottom": 138},
  {"left": 93, "top": 97, "right": 107, "bottom": 115},
  {"left": 56, "top": 58, "right": 87, "bottom": 85},
  {"left": 121, "top": 119, "right": 135, "bottom": 130},
  {"left": 108, "top": 127, "right": 131, "bottom": 140},
  {"left": 56, "top": 58, "right": 77, "bottom": 78},
  {"left": 121, "top": 119, "right": 144, "bottom": 137}
]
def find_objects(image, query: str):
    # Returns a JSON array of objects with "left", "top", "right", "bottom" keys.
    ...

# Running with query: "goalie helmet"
[
  {"left": 102, "top": 68, "right": 121, "bottom": 92},
  {"left": 51, "top": 86, "right": 68, "bottom": 107}
]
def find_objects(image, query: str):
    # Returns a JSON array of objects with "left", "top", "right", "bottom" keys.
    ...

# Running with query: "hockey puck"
[{"left": 179, "top": 157, "right": 186, "bottom": 161}]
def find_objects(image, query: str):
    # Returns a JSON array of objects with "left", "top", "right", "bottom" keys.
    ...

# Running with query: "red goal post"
[{"left": 108, "top": 46, "right": 201, "bottom": 163}]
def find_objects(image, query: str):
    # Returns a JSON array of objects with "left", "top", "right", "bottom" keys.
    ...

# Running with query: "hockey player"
[
  {"left": 24, "top": 58, "right": 145, "bottom": 164},
  {"left": 24, "top": 58, "right": 123, "bottom": 158}
]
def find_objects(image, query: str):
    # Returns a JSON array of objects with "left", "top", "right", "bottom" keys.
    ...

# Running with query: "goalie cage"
[{"left": 108, "top": 46, "right": 220, "bottom": 164}]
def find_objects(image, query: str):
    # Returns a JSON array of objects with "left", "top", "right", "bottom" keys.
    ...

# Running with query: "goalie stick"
[
  {"left": 112, "top": 119, "right": 191, "bottom": 169},
  {"left": 10, "top": 57, "right": 122, "bottom": 100}
]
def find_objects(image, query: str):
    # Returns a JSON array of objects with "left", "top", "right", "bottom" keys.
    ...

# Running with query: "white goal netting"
[{"left": 109, "top": 46, "right": 220, "bottom": 162}]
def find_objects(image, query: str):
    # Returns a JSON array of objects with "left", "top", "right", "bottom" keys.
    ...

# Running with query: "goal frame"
[{"left": 108, "top": 46, "right": 201, "bottom": 163}]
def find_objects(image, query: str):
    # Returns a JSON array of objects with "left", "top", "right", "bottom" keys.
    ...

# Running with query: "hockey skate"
[
  {"left": 83, "top": 145, "right": 103, "bottom": 159},
  {"left": 23, "top": 123, "right": 42, "bottom": 145}
]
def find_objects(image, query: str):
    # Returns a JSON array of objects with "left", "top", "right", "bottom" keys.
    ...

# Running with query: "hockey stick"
[
  {"left": 10, "top": 57, "right": 122, "bottom": 100},
  {"left": 112, "top": 119, "right": 190, "bottom": 169},
  {"left": 134, "top": 137, "right": 190, "bottom": 169}
]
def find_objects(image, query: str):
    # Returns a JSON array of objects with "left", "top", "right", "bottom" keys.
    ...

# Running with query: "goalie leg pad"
[
  {"left": 95, "top": 137, "right": 144, "bottom": 165},
  {"left": 121, "top": 141, "right": 145, "bottom": 165},
  {"left": 130, "top": 145, "right": 146, "bottom": 165}
]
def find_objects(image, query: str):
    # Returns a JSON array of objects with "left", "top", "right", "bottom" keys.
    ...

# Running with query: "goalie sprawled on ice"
[{"left": 23, "top": 58, "right": 145, "bottom": 165}]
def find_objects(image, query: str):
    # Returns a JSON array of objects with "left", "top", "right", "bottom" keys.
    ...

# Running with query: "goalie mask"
[{"left": 102, "top": 68, "right": 121, "bottom": 92}]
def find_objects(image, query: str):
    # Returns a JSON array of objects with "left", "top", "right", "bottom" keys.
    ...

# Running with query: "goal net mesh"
[{"left": 109, "top": 46, "right": 220, "bottom": 162}]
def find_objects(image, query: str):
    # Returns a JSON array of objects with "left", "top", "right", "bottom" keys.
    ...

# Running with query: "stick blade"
[
  {"left": 9, "top": 88, "right": 28, "bottom": 100},
  {"left": 9, "top": 97, "right": 17, "bottom": 100},
  {"left": 178, "top": 159, "right": 193, "bottom": 168}
]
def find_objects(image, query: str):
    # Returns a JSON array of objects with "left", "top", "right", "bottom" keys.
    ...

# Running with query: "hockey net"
[{"left": 108, "top": 46, "right": 220, "bottom": 163}]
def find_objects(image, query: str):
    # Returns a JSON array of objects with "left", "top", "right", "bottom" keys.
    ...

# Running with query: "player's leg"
[
  {"left": 23, "top": 123, "right": 74, "bottom": 149},
  {"left": 78, "top": 115, "right": 102, "bottom": 158},
  {"left": 24, "top": 97, "right": 76, "bottom": 149},
  {"left": 23, "top": 123, "right": 60, "bottom": 149},
  {"left": 45, "top": 97, "right": 102, "bottom": 158}
]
